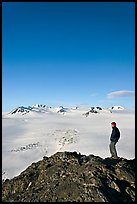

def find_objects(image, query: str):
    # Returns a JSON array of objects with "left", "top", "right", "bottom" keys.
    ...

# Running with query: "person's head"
[{"left": 111, "top": 122, "right": 116, "bottom": 127}]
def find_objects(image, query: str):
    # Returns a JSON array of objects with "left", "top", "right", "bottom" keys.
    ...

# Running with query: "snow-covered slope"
[
  {"left": 9, "top": 106, "right": 31, "bottom": 115},
  {"left": 4, "top": 105, "right": 53, "bottom": 117}
]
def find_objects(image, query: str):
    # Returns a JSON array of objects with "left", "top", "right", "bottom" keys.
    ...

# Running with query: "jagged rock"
[
  {"left": 2, "top": 152, "right": 135, "bottom": 202},
  {"left": 96, "top": 106, "right": 102, "bottom": 110}
]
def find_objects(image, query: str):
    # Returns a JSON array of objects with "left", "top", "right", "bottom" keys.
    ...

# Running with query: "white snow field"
[{"left": 2, "top": 105, "right": 135, "bottom": 180}]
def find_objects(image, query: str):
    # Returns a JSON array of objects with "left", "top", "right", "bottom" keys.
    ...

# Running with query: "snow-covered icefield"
[{"left": 2, "top": 107, "right": 135, "bottom": 180}]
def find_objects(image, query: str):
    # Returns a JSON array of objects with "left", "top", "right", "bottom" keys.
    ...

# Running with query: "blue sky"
[{"left": 2, "top": 2, "right": 135, "bottom": 111}]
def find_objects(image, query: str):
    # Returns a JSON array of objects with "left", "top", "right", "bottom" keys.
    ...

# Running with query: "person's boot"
[{"left": 111, "top": 156, "right": 118, "bottom": 159}]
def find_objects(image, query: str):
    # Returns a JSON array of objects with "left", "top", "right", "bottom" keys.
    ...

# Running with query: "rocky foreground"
[{"left": 2, "top": 151, "right": 135, "bottom": 202}]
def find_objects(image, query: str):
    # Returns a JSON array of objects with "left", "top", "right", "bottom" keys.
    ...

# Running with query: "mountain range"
[{"left": 6, "top": 104, "right": 126, "bottom": 116}]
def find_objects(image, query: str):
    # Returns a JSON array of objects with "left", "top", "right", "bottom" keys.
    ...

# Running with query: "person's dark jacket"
[{"left": 110, "top": 127, "right": 120, "bottom": 142}]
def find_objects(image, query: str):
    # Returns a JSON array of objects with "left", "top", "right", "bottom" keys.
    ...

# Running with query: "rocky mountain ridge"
[{"left": 2, "top": 151, "right": 135, "bottom": 202}]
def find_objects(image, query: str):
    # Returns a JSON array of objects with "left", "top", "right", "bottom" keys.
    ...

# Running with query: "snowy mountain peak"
[
  {"left": 9, "top": 106, "right": 30, "bottom": 115},
  {"left": 109, "top": 105, "right": 125, "bottom": 110},
  {"left": 71, "top": 106, "right": 79, "bottom": 110},
  {"left": 31, "top": 104, "right": 49, "bottom": 108}
]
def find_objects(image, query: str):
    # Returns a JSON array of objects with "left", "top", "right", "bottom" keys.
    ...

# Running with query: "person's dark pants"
[{"left": 109, "top": 141, "right": 118, "bottom": 158}]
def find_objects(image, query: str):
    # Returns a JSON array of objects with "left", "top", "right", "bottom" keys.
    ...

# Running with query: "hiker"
[{"left": 109, "top": 122, "right": 120, "bottom": 159}]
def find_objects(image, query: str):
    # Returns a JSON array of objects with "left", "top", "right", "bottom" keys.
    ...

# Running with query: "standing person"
[{"left": 109, "top": 122, "right": 120, "bottom": 159}]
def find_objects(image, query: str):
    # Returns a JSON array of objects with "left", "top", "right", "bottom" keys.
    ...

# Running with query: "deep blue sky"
[{"left": 2, "top": 2, "right": 135, "bottom": 111}]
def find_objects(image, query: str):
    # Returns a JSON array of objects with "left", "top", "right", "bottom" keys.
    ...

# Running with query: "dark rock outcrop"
[{"left": 2, "top": 151, "right": 135, "bottom": 202}]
